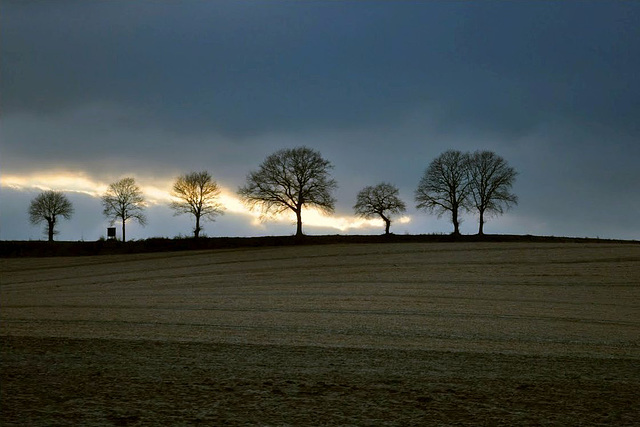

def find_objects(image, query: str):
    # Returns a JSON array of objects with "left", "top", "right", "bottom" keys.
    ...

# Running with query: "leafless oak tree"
[
  {"left": 467, "top": 150, "right": 518, "bottom": 235},
  {"left": 101, "top": 177, "right": 147, "bottom": 242},
  {"left": 238, "top": 147, "right": 337, "bottom": 237},
  {"left": 354, "top": 182, "right": 406, "bottom": 235},
  {"left": 170, "top": 171, "right": 225, "bottom": 238},
  {"left": 415, "top": 150, "right": 471, "bottom": 235},
  {"left": 29, "top": 190, "right": 74, "bottom": 241}
]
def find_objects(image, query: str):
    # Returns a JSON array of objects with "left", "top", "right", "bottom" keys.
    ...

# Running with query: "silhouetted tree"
[
  {"left": 238, "top": 146, "right": 337, "bottom": 237},
  {"left": 354, "top": 182, "right": 406, "bottom": 235},
  {"left": 170, "top": 171, "right": 225, "bottom": 238},
  {"left": 467, "top": 150, "right": 518, "bottom": 235},
  {"left": 415, "top": 150, "right": 471, "bottom": 235},
  {"left": 102, "top": 177, "right": 147, "bottom": 242},
  {"left": 28, "top": 190, "right": 74, "bottom": 241}
]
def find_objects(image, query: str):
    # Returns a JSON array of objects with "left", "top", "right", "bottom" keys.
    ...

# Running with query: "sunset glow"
[
  {"left": 1, "top": 172, "right": 109, "bottom": 197},
  {"left": 292, "top": 208, "right": 411, "bottom": 232},
  {"left": 2, "top": 171, "right": 400, "bottom": 234}
]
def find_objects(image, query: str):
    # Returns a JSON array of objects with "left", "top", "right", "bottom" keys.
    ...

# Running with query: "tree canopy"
[
  {"left": 467, "top": 150, "right": 518, "bottom": 235},
  {"left": 101, "top": 177, "right": 147, "bottom": 242},
  {"left": 415, "top": 150, "right": 518, "bottom": 235},
  {"left": 354, "top": 182, "right": 406, "bottom": 235},
  {"left": 238, "top": 146, "right": 337, "bottom": 236},
  {"left": 415, "top": 150, "right": 471, "bottom": 235},
  {"left": 170, "top": 171, "right": 225, "bottom": 238},
  {"left": 29, "top": 190, "right": 74, "bottom": 241}
]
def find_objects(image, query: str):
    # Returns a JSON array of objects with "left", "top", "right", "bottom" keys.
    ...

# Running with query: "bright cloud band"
[{"left": 1, "top": 171, "right": 410, "bottom": 233}]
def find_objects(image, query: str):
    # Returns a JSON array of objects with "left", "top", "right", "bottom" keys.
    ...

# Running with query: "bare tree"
[
  {"left": 415, "top": 150, "right": 471, "bottom": 235},
  {"left": 101, "top": 177, "right": 147, "bottom": 242},
  {"left": 170, "top": 171, "right": 225, "bottom": 238},
  {"left": 29, "top": 190, "right": 74, "bottom": 241},
  {"left": 467, "top": 150, "right": 518, "bottom": 235},
  {"left": 238, "top": 146, "right": 337, "bottom": 237},
  {"left": 354, "top": 182, "right": 406, "bottom": 235}
]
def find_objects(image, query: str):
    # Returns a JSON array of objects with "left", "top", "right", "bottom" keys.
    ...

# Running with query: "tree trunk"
[
  {"left": 452, "top": 208, "right": 460, "bottom": 236},
  {"left": 47, "top": 218, "right": 55, "bottom": 242},
  {"left": 295, "top": 209, "right": 303, "bottom": 237},
  {"left": 122, "top": 220, "right": 126, "bottom": 242},
  {"left": 194, "top": 215, "right": 201, "bottom": 238},
  {"left": 478, "top": 209, "right": 485, "bottom": 235},
  {"left": 381, "top": 214, "right": 391, "bottom": 235}
]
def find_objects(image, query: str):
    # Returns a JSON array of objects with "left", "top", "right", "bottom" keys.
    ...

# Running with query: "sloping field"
[{"left": 2, "top": 242, "right": 639, "bottom": 425}]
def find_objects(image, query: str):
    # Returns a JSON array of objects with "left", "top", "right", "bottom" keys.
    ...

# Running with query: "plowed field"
[{"left": 2, "top": 242, "right": 639, "bottom": 425}]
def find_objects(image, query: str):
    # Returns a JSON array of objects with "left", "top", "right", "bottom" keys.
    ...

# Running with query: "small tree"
[
  {"left": 101, "top": 177, "right": 147, "bottom": 242},
  {"left": 415, "top": 150, "right": 471, "bottom": 235},
  {"left": 29, "top": 190, "right": 74, "bottom": 241},
  {"left": 354, "top": 182, "right": 406, "bottom": 235},
  {"left": 238, "top": 146, "right": 337, "bottom": 237},
  {"left": 170, "top": 171, "right": 225, "bottom": 238},
  {"left": 467, "top": 150, "right": 518, "bottom": 235}
]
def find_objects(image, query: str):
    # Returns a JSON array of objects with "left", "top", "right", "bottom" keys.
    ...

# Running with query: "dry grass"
[{"left": 1, "top": 242, "right": 639, "bottom": 425}]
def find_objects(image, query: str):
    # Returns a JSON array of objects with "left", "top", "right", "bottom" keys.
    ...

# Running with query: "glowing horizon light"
[
  {"left": 141, "top": 184, "right": 174, "bottom": 205},
  {"left": 244, "top": 205, "right": 412, "bottom": 233},
  {"left": 398, "top": 216, "right": 411, "bottom": 224},
  {"left": 1, "top": 170, "right": 409, "bottom": 234},
  {"left": 299, "top": 208, "right": 412, "bottom": 232},
  {"left": 0, "top": 172, "right": 109, "bottom": 197},
  {"left": 218, "top": 190, "right": 258, "bottom": 215}
]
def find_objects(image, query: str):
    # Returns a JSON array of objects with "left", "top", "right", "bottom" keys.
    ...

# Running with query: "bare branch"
[
  {"left": 101, "top": 177, "right": 147, "bottom": 242},
  {"left": 238, "top": 147, "right": 337, "bottom": 236},
  {"left": 354, "top": 182, "right": 406, "bottom": 235},
  {"left": 466, "top": 150, "right": 518, "bottom": 234},
  {"left": 28, "top": 190, "right": 74, "bottom": 241},
  {"left": 415, "top": 150, "right": 471, "bottom": 235},
  {"left": 170, "top": 171, "right": 225, "bottom": 238}
]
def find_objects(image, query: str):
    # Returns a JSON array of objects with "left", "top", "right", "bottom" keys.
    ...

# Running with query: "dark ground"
[
  {"left": 1, "top": 233, "right": 635, "bottom": 258},
  {"left": 3, "top": 241, "right": 638, "bottom": 425},
  {"left": 2, "top": 336, "right": 638, "bottom": 426}
]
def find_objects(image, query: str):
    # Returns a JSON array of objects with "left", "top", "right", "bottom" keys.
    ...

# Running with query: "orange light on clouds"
[{"left": 2, "top": 171, "right": 411, "bottom": 233}]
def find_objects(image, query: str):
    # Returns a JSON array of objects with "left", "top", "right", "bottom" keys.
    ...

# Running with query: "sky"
[{"left": 1, "top": 1, "right": 639, "bottom": 241}]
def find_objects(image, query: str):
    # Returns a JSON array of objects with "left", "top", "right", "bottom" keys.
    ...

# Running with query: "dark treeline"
[
  {"left": 1, "top": 234, "right": 636, "bottom": 258},
  {"left": 24, "top": 147, "right": 520, "bottom": 242}
]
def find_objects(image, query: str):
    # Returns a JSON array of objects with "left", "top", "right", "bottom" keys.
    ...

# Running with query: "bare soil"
[{"left": 2, "top": 242, "right": 639, "bottom": 425}]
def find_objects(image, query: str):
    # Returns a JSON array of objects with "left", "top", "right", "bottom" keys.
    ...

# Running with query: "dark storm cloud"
[
  {"left": 1, "top": 1, "right": 639, "bottom": 240},
  {"left": 3, "top": 1, "right": 456, "bottom": 142},
  {"left": 4, "top": 1, "right": 638, "bottom": 139}
]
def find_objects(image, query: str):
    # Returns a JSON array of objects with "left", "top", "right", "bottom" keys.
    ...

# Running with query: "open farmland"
[{"left": 1, "top": 242, "right": 639, "bottom": 425}]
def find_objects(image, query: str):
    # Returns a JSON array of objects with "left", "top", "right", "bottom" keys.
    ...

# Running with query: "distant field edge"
[{"left": 1, "top": 234, "right": 638, "bottom": 258}]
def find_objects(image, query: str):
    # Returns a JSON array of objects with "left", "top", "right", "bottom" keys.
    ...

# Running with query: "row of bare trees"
[
  {"left": 416, "top": 149, "right": 518, "bottom": 235},
  {"left": 27, "top": 174, "right": 223, "bottom": 242},
  {"left": 99, "top": 173, "right": 225, "bottom": 241},
  {"left": 28, "top": 147, "right": 517, "bottom": 241}
]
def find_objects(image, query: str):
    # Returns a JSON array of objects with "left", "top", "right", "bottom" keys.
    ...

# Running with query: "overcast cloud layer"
[{"left": 1, "top": 1, "right": 639, "bottom": 241}]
